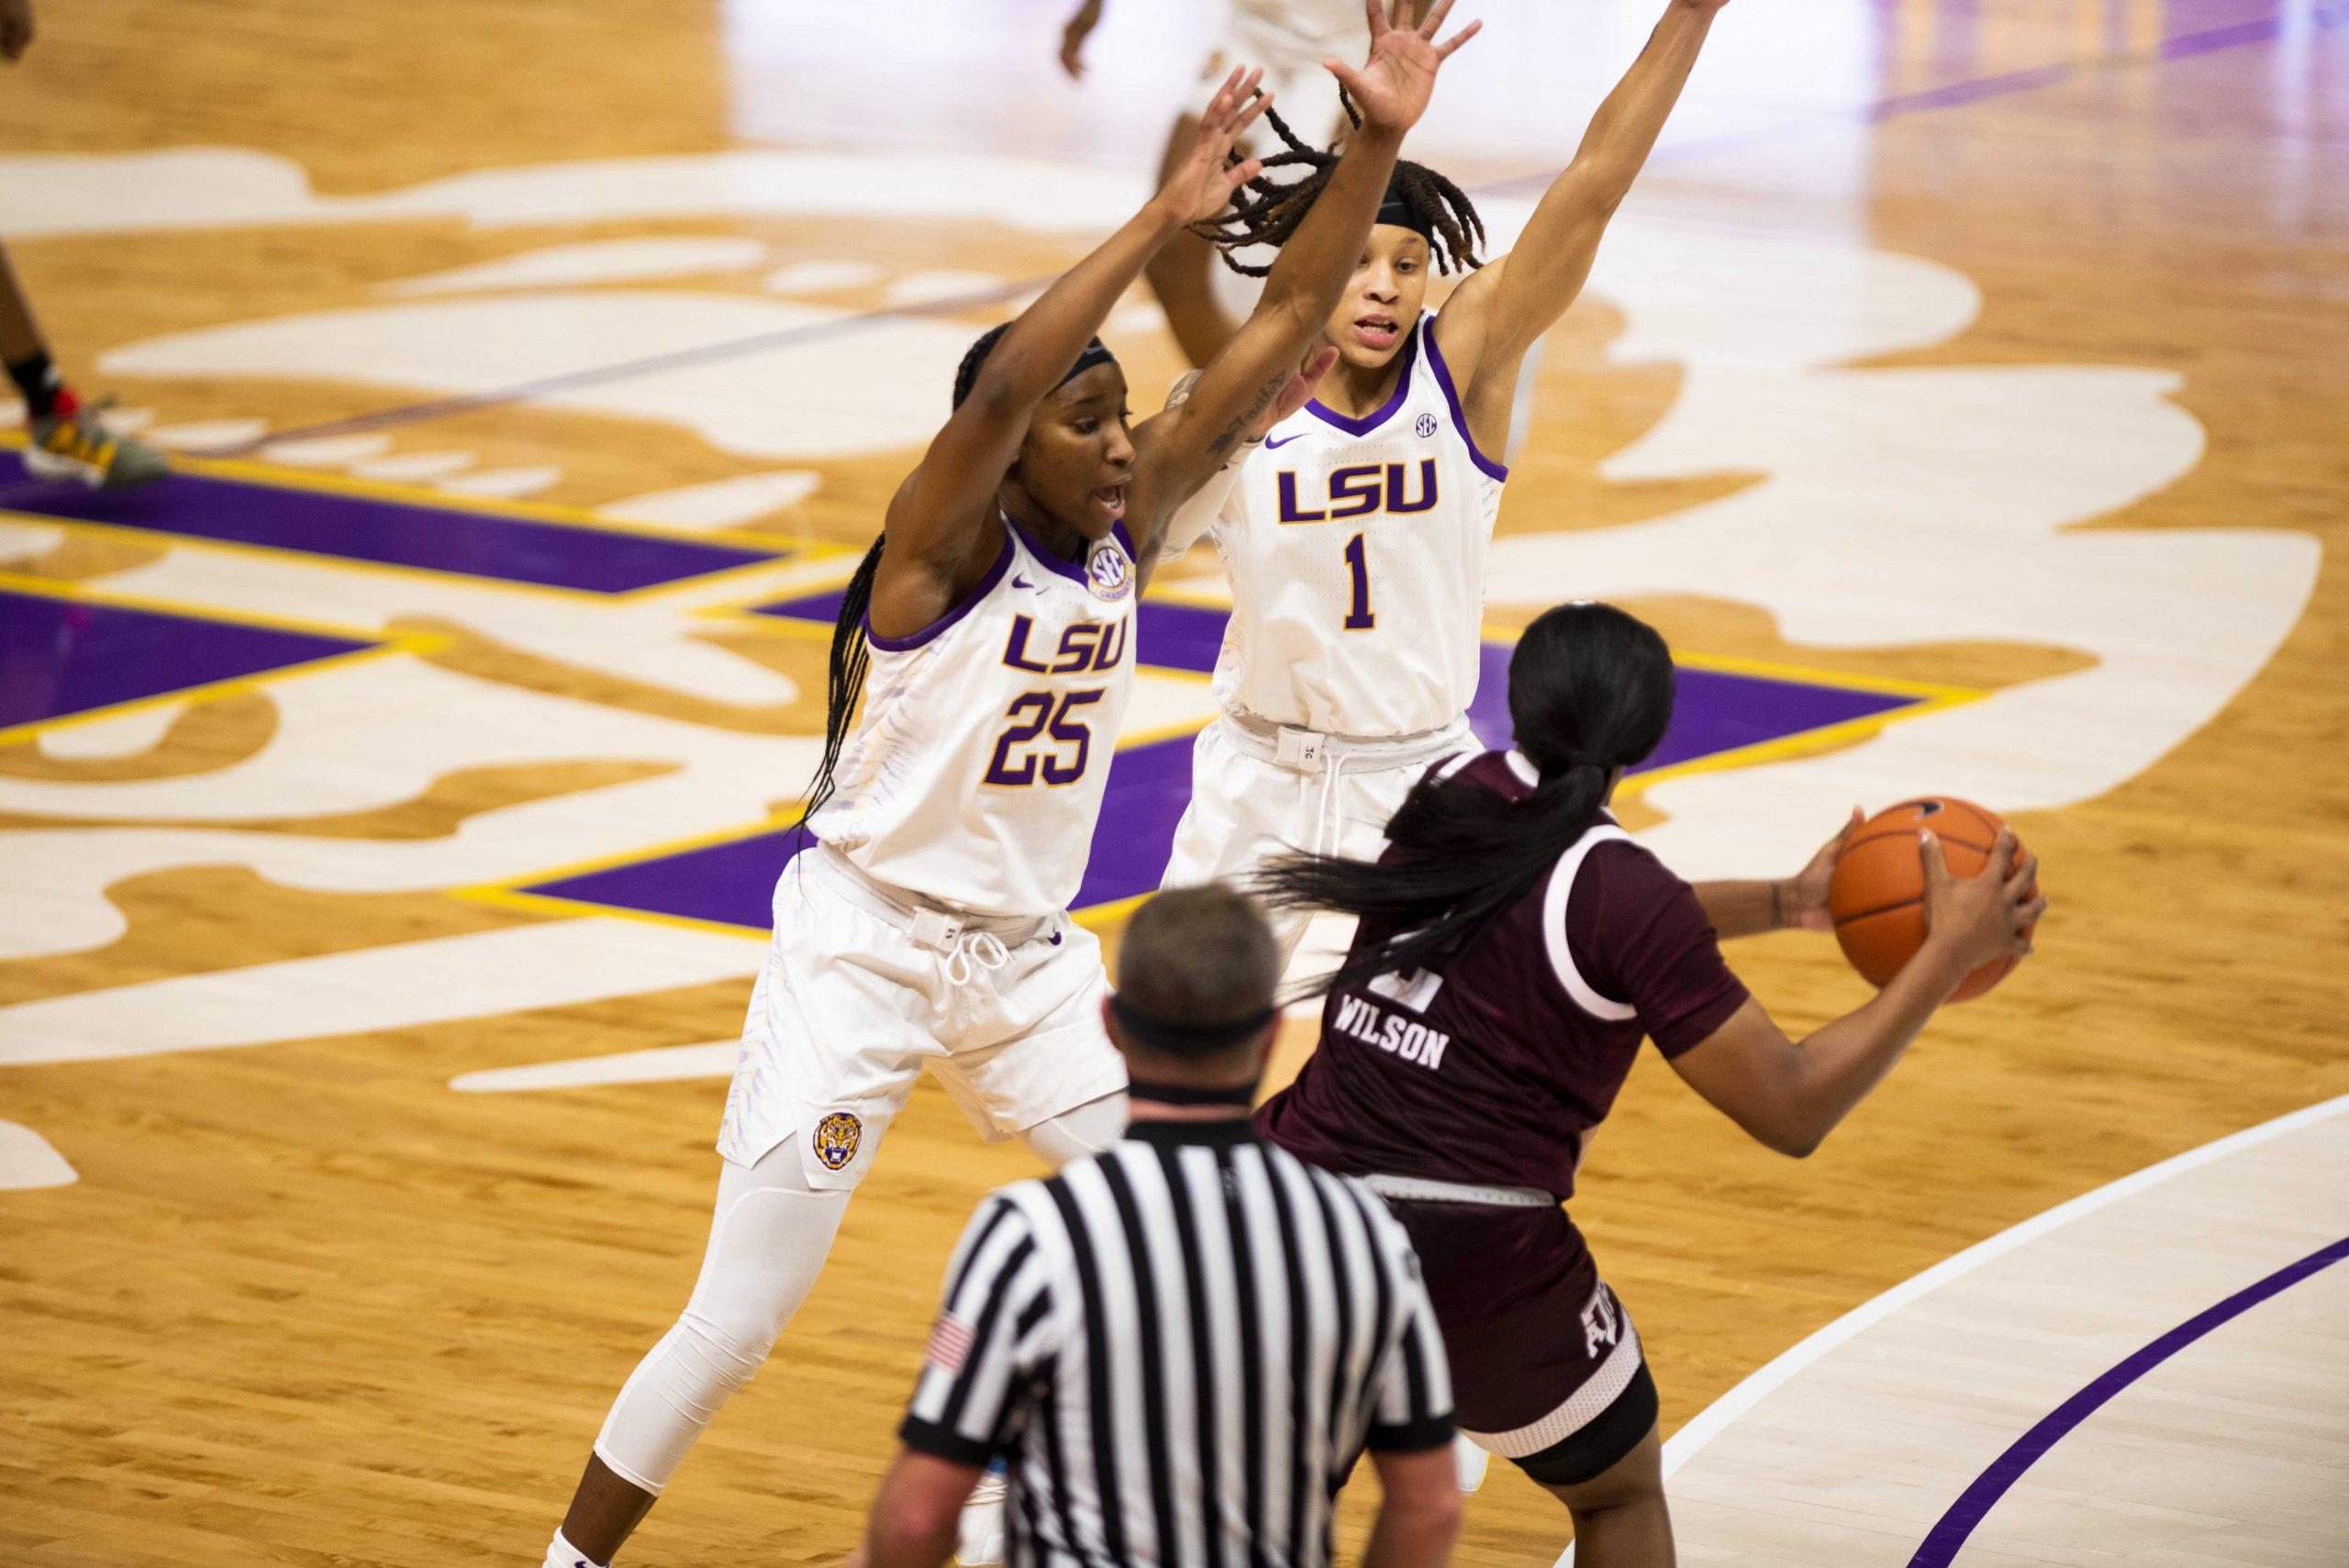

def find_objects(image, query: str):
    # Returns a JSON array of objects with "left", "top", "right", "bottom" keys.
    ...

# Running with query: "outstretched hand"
[
  {"left": 1329, "top": 0, "right": 1481, "bottom": 137},
  {"left": 1154, "top": 66, "right": 1273, "bottom": 228},
  {"left": 1920, "top": 827, "right": 2046, "bottom": 973},
  {"left": 1780, "top": 806, "right": 1865, "bottom": 931},
  {"left": 0, "top": 0, "right": 33, "bottom": 61},
  {"left": 1058, "top": 0, "right": 1104, "bottom": 78}
]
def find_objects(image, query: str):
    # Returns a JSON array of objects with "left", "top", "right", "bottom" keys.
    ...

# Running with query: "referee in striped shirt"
[{"left": 858, "top": 885, "right": 1464, "bottom": 1568}]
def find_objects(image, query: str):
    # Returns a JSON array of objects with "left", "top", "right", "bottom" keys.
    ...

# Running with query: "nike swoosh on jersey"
[
  {"left": 1013, "top": 574, "right": 1038, "bottom": 590},
  {"left": 1264, "top": 433, "right": 1307, "bottom": 450}
]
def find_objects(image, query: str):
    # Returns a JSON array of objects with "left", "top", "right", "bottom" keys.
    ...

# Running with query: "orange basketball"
[{"left": 1828, "top": 797, "right": 2035, "bottom": 1003}]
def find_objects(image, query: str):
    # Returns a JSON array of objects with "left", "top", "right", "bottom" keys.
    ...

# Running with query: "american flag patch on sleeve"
[{"left": 927, "top": 1312, "right": 975, "bottom": 1374}]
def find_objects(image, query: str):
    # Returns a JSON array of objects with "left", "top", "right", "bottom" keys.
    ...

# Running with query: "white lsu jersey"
[
  {"left": 1208, "top": 310, "right": 1506, "bottom": 737},
  {"left": 808, "top": 516, "right": 1139, "bottom": 917}
]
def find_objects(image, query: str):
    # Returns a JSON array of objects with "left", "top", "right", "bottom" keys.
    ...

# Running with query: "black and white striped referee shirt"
[{"left": 899, "top": 1119, "right": 1453, "bottom": 1568}]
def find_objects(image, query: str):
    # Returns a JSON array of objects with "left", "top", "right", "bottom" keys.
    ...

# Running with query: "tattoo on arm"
[
  {"left": 1208, "top": 369, "right": 1286, "bottom": 457},
  {"left": 1163, "top": 369, "right": 1204, "bottom": 411}
]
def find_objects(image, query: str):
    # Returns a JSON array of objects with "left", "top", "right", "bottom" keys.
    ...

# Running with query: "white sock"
[{"left": 545, "top": 1529, "right": 606, "bottom": 1568}]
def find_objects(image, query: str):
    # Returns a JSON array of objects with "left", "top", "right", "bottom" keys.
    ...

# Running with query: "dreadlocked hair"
[
  {"left": 793, "top": 536, "right": 885, "bottom": 838},
  {"left": 1252, "top": 603, "right": 1675, "bottom": 999},
  {"left": 1188, "top": 95, "right": 1486, "bottom": 278},
  {"left": 796, "top": 323, "right": 1041, "bottom": 837}
]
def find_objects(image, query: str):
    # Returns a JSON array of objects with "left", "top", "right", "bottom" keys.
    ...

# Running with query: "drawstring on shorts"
[{"left": 943, "top": 929, "right": 1011, "bottom": 986}]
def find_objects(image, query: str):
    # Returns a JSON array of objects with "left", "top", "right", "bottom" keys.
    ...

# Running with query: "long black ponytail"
[
  {"left": 793, "top": 323, "right": 1037, "bottom": 836},
  {"left": 1254, "top": 602, "right": 1677, "bottom": 995}
]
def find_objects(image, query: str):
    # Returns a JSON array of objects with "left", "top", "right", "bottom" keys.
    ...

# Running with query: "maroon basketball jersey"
[{"left": 1258, "top": 750, "right": 1751, "bottom": 1198}]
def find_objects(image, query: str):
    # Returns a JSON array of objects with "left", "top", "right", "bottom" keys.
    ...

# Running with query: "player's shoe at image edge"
[
  {"left": 24, "top": 395, "right": 169, "bottom": 490},
  {"left": 1455, "top": 1430, "right": 1489, "bottom": 1493},
  {"left": 955, "top": 1467, "right": 1007, "bottom": 1566}
]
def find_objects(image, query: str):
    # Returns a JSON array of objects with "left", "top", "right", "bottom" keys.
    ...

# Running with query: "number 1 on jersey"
[{"left": 1342, "top": 532, "right": 1375, "bottom": 629}]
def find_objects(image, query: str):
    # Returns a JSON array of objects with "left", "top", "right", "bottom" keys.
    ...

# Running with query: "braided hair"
[
  {"left": 1189, "top": 96, "right": 1486, "bottom": 278},
  {"left": 1253, "top": 603, "right": 1675, "bottom": 997},
  {"left": 794, "top": 323, "right": 1109, "bottom": 834}
]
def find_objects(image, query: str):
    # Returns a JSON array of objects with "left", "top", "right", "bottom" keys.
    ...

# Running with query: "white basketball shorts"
[
  {"left": 717, "top": 849, "right": 1126, "bottom": 1190},
  {"left": 1161, "top": 714, "right": 1474, "bottom": 964},
  {"left": 1207, "top": 0, "right": 1365, "bottom": 141}
]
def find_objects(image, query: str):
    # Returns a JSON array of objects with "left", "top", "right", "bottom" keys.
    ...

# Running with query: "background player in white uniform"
[
  {"left": 1056, "top": 0, "right": 1426, "bottom": 367},
  {"left": 540, "top": 13, "right": 1483, "bottom": 1566},
  {"left": 1162, "top": 0, "right": 1738, "bottom": 966}
]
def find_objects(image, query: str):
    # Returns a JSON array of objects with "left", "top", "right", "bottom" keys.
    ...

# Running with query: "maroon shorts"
[{"left": 1384, "top": 1199, "right": 1649, "bottom": 1457}]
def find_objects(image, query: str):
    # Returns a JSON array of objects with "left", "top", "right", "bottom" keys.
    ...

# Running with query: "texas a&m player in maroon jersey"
[{"left": 1252, "top": 602, "right": 2043, "bottom": 1566}]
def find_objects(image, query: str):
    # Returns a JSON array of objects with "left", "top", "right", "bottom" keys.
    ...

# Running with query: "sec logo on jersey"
[
  {"left": 1085, "top": 539, "right": 1133, "bottom": 603},
  {"left": 1415, "top": 412, "right": 1439, "bottom": 439},
  {"left": 812, "top": 1111, "right": 863, "bottom": 1171}
]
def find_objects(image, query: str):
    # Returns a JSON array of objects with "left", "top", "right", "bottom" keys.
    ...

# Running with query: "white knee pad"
[
  {"left": 592, "top": 1144, "right": 851, "bottom": 1494},
  {"left": 1019, "top": 1091, "right": 1130, "bottom": 1168}
]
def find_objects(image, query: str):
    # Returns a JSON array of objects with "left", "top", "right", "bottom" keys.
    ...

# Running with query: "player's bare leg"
[
  {"left": 1143, "top": 111, "right": 1243, "bottom": 366},
  {"left": 0, "top": 239, "right": 44, "bottom": 365},
  {"left": 555, "top": 1457, "right": 656, "bottom": 1566},
  {"left": 1544, "top": 1424, "right": 1675, "bottom": 1568}
]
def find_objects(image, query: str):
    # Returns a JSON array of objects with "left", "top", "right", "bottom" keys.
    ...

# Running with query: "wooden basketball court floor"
[{"left": 1, "top": 1, "right": 2343, "bottom": 1563}]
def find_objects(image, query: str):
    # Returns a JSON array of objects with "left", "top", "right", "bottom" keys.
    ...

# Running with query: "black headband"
[
  {"left": 1109, "top": 994, "right": 1274, "bottom": 1054},
  {"left": 1057, "top": 339, "right": 1119, "bottom": 390},
  {"left": 1126, "top": 1076, "right": 1258, "bottom": 1108},
  {"left": 1375, "top": 183, "right": 1436, "bottom": 241}
]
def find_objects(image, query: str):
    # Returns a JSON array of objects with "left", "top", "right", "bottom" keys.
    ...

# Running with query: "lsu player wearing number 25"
[
  {"left": 1161, "top": 0, "right": 1738, "bottom": 967},
  {"left": 533, "top": 12, "right": 1486, "bottom": 1568}
]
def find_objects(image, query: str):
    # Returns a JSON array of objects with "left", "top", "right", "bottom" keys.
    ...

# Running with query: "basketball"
[{"left": 1829, "top": 797, "right": 2035, "bottom": 1002}]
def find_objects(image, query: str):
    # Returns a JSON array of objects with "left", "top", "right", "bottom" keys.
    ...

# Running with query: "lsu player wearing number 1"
[
  {"left": 536, "top": 9, "right": 1485, "bottom": 1567},
  {"left": 1160, "top": 0, "right": 1737, "bottom": 965}
]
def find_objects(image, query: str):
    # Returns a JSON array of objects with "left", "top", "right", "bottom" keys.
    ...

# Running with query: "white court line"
[
  {"left": 1551, "top": 1089, "right": 2349, "bottom": 1567},
  {"left": 0, "top": 918, "right": 763, "bottom": 1066},
  {"left": 451, "top": 1039, "right": 739, "bottom": 1092}
]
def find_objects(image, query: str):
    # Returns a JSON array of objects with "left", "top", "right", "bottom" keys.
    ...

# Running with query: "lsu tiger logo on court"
[
  {"left": 812, "top": 1112, "right": 863, "bottom": 1171},
  {"left": 1276, "top": 459, "right": 1440, "bottom": 524}
]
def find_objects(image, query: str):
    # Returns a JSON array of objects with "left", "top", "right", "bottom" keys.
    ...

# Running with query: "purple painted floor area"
[
  {"left": 520, "top": 662, "right": 1915, "bottom": 929},
  {"left": 0, "top": 588, "right": 375, "bottom": 728},
  {"left": 0, "top": 458, "right": 780, "bottom": 594}
]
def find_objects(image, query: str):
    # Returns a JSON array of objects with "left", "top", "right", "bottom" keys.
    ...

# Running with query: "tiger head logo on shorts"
[{"left": 813, "top": 1112, "right": 863, "bottom": 1171}]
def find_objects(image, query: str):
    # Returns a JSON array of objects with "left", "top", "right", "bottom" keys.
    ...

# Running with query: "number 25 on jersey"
[{"left": 984, "top": 689, "right": 1103, "bottom": 787}]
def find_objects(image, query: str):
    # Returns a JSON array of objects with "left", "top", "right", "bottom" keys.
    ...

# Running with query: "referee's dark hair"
[{"left": 1107, "top": 885, "right": 1281, "bottom": 1069}]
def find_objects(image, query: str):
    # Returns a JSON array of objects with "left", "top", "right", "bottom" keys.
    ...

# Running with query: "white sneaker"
[
  {"left": 956, "top": 1470, "right": 1007, "bottom": 1565},
  {"left": 1454, "top": 1433, "right": 1489, "bottom": 1494}
]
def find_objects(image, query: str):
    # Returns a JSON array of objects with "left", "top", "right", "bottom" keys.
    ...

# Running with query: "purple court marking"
[
  {"left": 518, "top": 659, "right": 1916, "bottom": 928},
  {"left": 1908, "top": 1234, "right": 2349, "bottom": 1568},
  {"left": 531, "top": 826, "right": 808, "bottom": 932},
  {"left": 760, "top": 585, "right": 1914, "bottom": 758},
  {"left": 0, "top": 457, "right": 779, "bottom": 595},
  {"left": 0, "top": 588, "right": 375, "bottom": 728},
  {"left": 1465, "top": 639, "right": 1909, "bottom": 757}
]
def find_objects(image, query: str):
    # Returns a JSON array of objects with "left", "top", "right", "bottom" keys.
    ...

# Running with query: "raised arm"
[
  {"left": 1130, "top": 0, "right": 1480, "bottom": 542},
  {"left": 1434, "top": 0, "right": 1726, "bottom": 446},
  {"left": 869, "top": 69, "right": 1269, "bottom": 637}
]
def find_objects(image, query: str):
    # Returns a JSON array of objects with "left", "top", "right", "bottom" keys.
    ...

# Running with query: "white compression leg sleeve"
[
  {"left": 592, "top": 1141, "right": 851, "bottom": 1494},
  {"left": 1018, "top": 1091, "right": 1130, "bottom": 1168}
]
